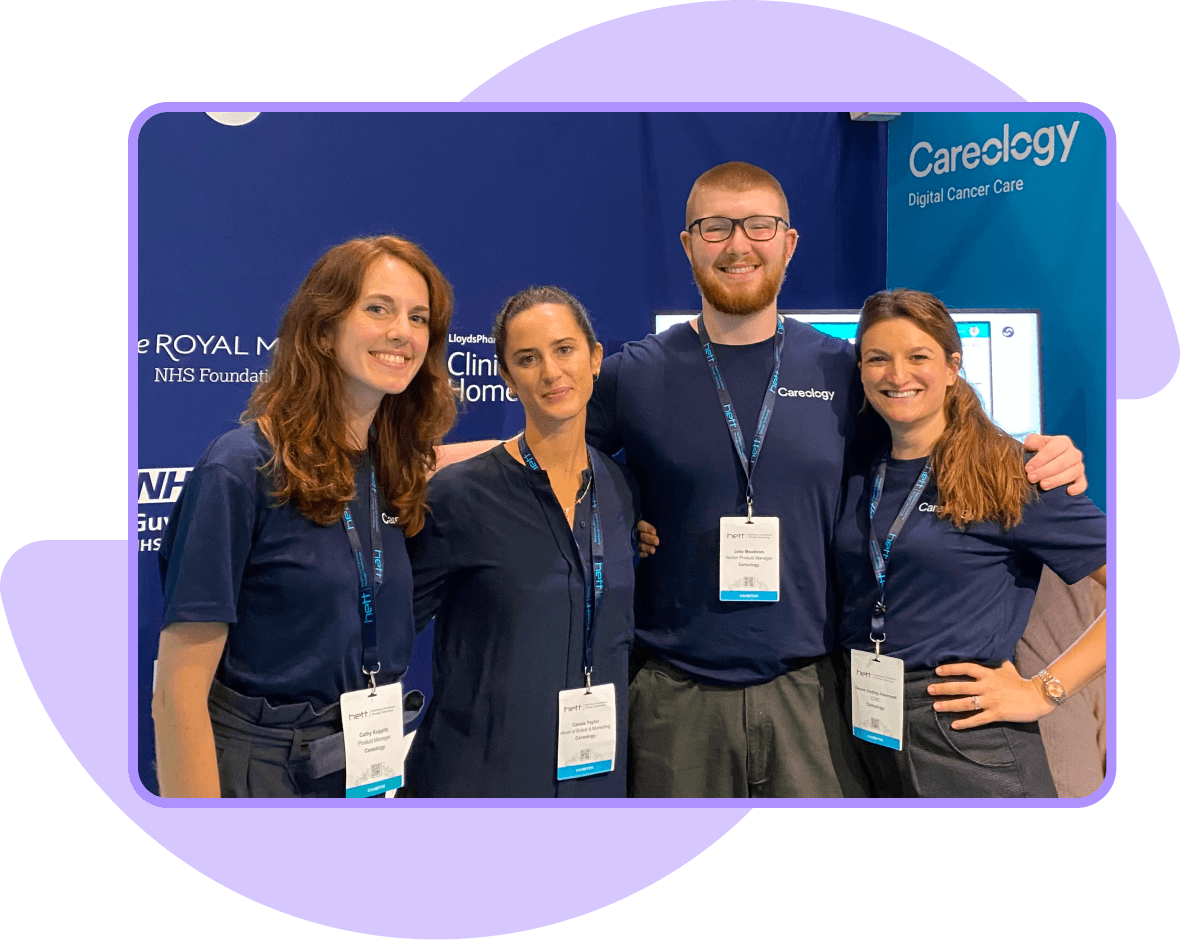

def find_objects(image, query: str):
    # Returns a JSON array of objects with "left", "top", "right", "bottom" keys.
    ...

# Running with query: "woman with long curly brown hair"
[
  {"left": 834, "top": 288, "right": 1106, "bottom": 798},
  {"left": 153, "top": 235, "right": 456, "bottom": 798}
]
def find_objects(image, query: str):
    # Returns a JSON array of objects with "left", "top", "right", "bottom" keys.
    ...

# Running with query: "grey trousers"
[
  {"left": 208, "top": 679, "right": 346, "bottom": 798},
  {"left": 838, "top": 651, "right": 1058, "bottom": 798},
  {"left": 627, "top": 655, "right": 872, "bottom": 798}
]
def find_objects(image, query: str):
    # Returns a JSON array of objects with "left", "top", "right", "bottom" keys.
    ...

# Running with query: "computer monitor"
[{"left": 652, "top": 309, "right": 1044, "bottom": 439}]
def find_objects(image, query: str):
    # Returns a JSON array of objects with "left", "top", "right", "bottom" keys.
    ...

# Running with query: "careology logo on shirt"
[{"left": 777, "top": 387, "right": 836, "bottom": 402}]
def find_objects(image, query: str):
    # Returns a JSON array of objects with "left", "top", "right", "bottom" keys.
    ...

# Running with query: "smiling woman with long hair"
[
  {"left": 152, "top": 235, "right": 456, "bottom": 798},
  {"left": 834, "top": 288, "right": 1106, "bottom": 798}
]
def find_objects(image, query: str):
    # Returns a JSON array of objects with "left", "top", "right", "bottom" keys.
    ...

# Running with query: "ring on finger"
[{"left": 971, "top": 694, "right": 981, "bottom": 710}]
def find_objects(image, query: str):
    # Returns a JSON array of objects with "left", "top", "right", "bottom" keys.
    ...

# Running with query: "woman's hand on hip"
[{"left": 926, "top": 660, "right": 1055, "bottom": 729}]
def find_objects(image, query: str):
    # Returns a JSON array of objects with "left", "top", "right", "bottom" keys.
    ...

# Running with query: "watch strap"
[{"left": 1034, "top": 668, "right": 1067, "bottom": 706}]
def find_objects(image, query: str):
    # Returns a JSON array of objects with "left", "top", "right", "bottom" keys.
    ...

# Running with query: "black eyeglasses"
[{"left": 687, "top": 215, "right": 790, "bottom": 242}]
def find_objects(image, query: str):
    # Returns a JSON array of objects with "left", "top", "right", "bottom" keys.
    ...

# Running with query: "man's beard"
[{"left": 692, "top": 253, "right": 787, "bottom": 317}]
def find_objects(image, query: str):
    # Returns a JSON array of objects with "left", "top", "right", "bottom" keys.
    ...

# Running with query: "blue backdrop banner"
[{"left": 885, "top": 111, "right": 1106, "bottom": 506}]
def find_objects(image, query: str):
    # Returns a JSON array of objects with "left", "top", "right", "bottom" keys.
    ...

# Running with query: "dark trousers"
[
  {"left": 838, "top": 650, "right": 1057, "bottom": 798},
  {"left": 208, "top": 679, "right": 346, "bottom": 798},
  {"left": 627, "top": 655, "right": 871, "bottom": 798}
]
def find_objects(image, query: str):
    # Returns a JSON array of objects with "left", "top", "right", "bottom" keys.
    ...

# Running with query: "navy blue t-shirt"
[
  {"left": 587, "top": 319, "right": 861, "bottom": 685},
  {"left": 406, "top": 445, "right": 639, "bottom": 797},
  {"left": 834, "top": 455, "right": 1107, "bottom": 670},
  {"left": 158, "top": 423, "right": 415, "bottom": 709}
]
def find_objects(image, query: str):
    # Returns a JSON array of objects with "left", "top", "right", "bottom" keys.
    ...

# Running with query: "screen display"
[{"left": 652, "top": 309, "right": 1044, "bottom": 438}]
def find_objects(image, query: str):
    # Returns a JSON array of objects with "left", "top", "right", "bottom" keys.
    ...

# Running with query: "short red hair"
[{"left": 685, "top": 161, "right": 790, "bottom": 229}]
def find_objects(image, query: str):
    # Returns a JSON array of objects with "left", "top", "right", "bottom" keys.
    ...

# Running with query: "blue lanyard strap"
[
  {"left": 697, "top": 315, "right": 785, "bottom": 516},
  {"left": 866, "top": 456, "right": 932, "bottom": 636},
  {"left": 341, "top": 453, "right": 383, "bottom": 680},
  {"left": 517, "top": 434, "right": 604, "bottom": 687}
]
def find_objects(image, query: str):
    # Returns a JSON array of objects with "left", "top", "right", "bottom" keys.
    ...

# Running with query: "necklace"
[
  {"left": 561, "top": 476, "right": 591, "bottom": 523},
  {"left": 517, "top": 434, "right": 591, "bottom": 524}
]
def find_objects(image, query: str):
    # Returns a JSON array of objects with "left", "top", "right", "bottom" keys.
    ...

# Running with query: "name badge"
[
  {"left": 340, "top": 681, "right": 404, "bottom": 797},
  {"left": 719, "top": 516, "right": 780, "bottom": 601},
  {"left": 850, "top": 649, "right": 905, "bottom": 751},
  {"left": 556, "top": 684, "right": 616, "bottom": 780}
]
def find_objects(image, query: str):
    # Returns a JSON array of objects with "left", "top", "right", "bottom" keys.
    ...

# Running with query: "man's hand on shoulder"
[{"left": 1023, "top": 433, "right": 1087, "bottom": 495}]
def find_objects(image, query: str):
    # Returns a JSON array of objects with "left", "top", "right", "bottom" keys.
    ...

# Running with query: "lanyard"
[
  {"left": 697, "top": 315, "right": 785, "bottom": 518},
  {"left": 341, "top": 452, "right": 383, "bottom": 685},
  {"left": 866, "top": 456, "right": 932, "bottom": 644},
  {"left": 518, "top": 434, "right": 604, "bottom": 689}
]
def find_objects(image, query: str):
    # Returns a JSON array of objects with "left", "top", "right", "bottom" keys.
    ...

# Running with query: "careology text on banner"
[{"left": 886, "top": 112, "right": 1106, "bottom": 506}]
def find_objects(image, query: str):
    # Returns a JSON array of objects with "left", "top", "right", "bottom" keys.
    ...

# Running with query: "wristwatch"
[{"left": 1034, "top": 669, "right": 1067, "bottom": 706}]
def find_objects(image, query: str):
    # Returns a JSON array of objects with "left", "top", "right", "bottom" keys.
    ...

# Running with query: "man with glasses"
[{"left": 585, "top": 161, "right": 1084, "bottom": 797}]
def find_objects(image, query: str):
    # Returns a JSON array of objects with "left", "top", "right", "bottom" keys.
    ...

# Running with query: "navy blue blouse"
[
  {"left": 406, "top": 444, "right": 640, "bottom": 797},
  {"left": 158, "top": 423, "right": 416, "bottom": 709}
]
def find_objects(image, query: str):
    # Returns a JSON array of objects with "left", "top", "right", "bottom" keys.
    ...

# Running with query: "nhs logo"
[{"left": 138, "top": 467, "right": 193, "bottom": 504}]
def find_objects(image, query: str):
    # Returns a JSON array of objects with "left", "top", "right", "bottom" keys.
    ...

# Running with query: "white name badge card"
[
  {"left": 850, "top": 649, "right": 905, "bottom": 751},
  {"left": 719, "top": 516, "right": 780, "bottom": 601},
  {"left": 340, "top": 681, "right": 404, "bottom": 797},
  {"left": 556, "top": 684, "right": 616, "bottom": 780}
]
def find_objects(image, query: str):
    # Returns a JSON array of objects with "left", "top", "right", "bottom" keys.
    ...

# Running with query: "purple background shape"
[
  {"left": 1114, "top": 206, "right": 1178, "bottom": 398},
  {"left": 0, "top": 1, "right": 1171, "bottom": 937},
  {"left": 2, "top": 541, "right": 745, "bottom": 938},
  {"left": 467, "top": 1, "right": 1019, "bottom": 103}
]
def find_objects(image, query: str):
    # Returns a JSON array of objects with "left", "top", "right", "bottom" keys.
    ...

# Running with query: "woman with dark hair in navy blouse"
[
  {"left": 404, "top": 287, "right": 645, "bottom": 797},
  {"left": 834, "top": 289, "right": 1106, "bottom": 798}
]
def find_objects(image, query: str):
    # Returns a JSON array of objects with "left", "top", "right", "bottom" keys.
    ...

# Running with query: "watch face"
[{"left": 1043, "top": 669, "right": 1071, "bottom": 698}]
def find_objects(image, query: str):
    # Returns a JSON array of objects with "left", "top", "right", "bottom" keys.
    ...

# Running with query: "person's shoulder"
[
  {"left": 783, "top": 317, "right": 858, "bottom": 365},
  {"left": 428, "top": 444, "right": 511, "bottom": 498},
  {"left": 591, "top": 445, "right": 634, "bottom": 486},
  {"left": 195, "top": 423, "right": 272, "bottom": 483},
  {"left": 591, "top": 446, "right": 640, "bottom": 508},
  {"left": 616, "top": 321, "right": 697, "bottom": 363},
  {"left": 1023, "top": 479, "right": 1106, "bottom": 521},
  {"left": 600, "top": 324, "right": 698, "bottom": 400}
]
